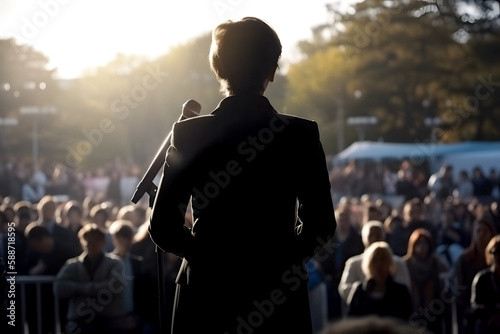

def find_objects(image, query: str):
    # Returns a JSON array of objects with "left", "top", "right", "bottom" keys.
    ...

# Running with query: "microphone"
[{"left": 131, "top": 99, "right": 202, "bottom": 204}]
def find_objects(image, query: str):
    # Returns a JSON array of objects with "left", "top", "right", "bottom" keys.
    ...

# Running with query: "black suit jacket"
[{"left": 149, "top": 94, "right": 336, "bottom": 333}]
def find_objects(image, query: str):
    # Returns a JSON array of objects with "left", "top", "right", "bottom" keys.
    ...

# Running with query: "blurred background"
[{"left": 0, "top": 0, "right": 499, "bottom": 197}]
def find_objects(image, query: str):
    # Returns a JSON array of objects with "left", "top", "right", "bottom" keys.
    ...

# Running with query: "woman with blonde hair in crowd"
[{"left": 347, "top": 241, "right": 413, "bottom": 320}]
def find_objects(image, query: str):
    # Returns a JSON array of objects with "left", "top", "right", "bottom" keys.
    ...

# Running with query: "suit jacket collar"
[{"left": 212, "top": 94, "right": 277, "bottom": 116}]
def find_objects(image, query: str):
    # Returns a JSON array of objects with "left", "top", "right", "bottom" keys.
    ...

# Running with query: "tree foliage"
[{"left": 285, "top": 0, "right": 500, "bottom": 154}]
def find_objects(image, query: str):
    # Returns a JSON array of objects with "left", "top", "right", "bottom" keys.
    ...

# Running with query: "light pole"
[
  {"left": 19, "top": 106, "right": 57, "bottom": 168},
  {"left": 424, "top": 117, "right": 442, "bottom": 143}
]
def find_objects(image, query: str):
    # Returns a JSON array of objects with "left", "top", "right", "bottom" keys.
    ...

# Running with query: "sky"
[{"left": 0, "top": 0, "right": 350, "bottom": 79}]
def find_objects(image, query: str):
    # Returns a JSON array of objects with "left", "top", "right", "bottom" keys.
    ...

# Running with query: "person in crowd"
[
  {"left": 346, "top": 241, "right": 413, "bottom": 320},
  {"left": 24, "top": 196, "right": 81, "bottom": 273},
  {"left": 25, "top": 224, "right": 79, "bottom": 275},
  {"left": 362, "top": 169, "right": 385, "bottom": 196},
  {"left": 484, "top": 201, "right": 500, "bottom": 234},
  {"left": 383, "top": 215, "right": 407, "bottom": 257},
  {"left": 362, "top": 203, "right": 383, "bottom": 226},
  {"left": 130, "top": 221, "right": 161, "bottom": 334},
  {"left": 106, "top": 170, "right": 122, "bottom": 206},
  {"left": 13, "top": 200, "right": 33, "bottom": 237},
  {"left": 89, "top": 203, "right": 114, "bottom": 252},
  {"left": 395, "top": 166, "right": 421, "bottom": 201},
  {"left": 24, "top": 224, "right": 79, "bottom": 333},
  {"left": 116, "top": 204, "right": 144, "bottom": 230},
  {"left": 395, "top": 198, "right": 437, "bottom": 258},
  {"left": 472, "top": 167, "right": 493, "bottom": 203},
  {"left": 428, "top": 165, "right": 455, "bottom": 201},
  {"left": 454, "top": 218, "right": 497, "bottom": 334},
  {"left": 338, "top": 221, "right": 411, "bottom": 304},
  {"left": 306, "top": 258, "right": 328, "bottom": 334},
  {"left": 470, "top": 234, "right": 500, "bottom": 334},
  {"left": 454, "top": 170, "right": 474, "bottom": 201},
  {"left": 54, "top": 223, "right": 128, "bottom": 334},
  {"left": 375, "top": 199, "right": 393, "bottom": 223},
  {"left": 403, "top": 198, "right": 437, "bottom": 238},
  {"left": 404, "top": 228, "right": 450, "bottom": 333},
  {"left": 109, "top": 219, "right": 143, "bottom": 332},
  {"left": 316, "top": 206, "right": 364, "bottom": 320},
  {"left": 60, "top": 200, "right": 85, "bottom": 236}
]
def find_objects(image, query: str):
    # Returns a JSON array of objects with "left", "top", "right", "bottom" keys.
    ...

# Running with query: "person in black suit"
[{"left": 149, "top": 17, "right": 336, "bottom": 334}]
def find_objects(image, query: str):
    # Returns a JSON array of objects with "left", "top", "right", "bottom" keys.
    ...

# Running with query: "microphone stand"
[{"left": 131, "top": 99, "right": 201, "bottom": 334}]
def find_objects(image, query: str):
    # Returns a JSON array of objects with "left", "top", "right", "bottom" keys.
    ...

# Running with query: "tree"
[
  {"left": 0, "top": 39, "right": 59, "bottom": 159},
  {"left": 285, "top": 0, "right": 500, "bottom": 155}
]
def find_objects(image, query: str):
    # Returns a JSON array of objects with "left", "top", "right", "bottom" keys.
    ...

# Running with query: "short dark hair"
[
  {"left": 25, "top": 224, "right": 51, "bottom": 241},
  {"left": 109, "top": 220, "right": 135, "bottom": 240},
  {"left": 209, "top": 17, "right": 282, "bottom": 96},
  {"left": 78, "top": 223, "right": 106, "bottom": 243}
]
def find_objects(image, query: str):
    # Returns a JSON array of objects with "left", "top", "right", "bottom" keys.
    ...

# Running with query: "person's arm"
[
  {"left": 149, "top": 123, "right": 196, "bottom": 259},
  {"left": 54, "top": 259, "right": 123, "bottom": 299},
  {"left": 53, "top": 261, "right": 87, "bottom": 299},
  {"left": 295, "top": 121, "right": 336, "bottom": 260},
  {"left": 346, "top": 281, "right": 364, "bottom": 316},
  {"left": 471, "top": 271, "right": 499, "bottom": 316},
  {"left": 338, "top": 257, "right": 358, "bottom": 301}
]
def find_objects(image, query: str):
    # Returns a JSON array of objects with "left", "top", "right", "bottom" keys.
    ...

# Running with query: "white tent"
[{"left": 333, "top": 141, "right": 500, "bottom": 176}]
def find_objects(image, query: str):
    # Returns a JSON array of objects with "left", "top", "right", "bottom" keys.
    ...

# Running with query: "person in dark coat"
[
  {"left": 347, "top": 241, "right": 413, "bottom": 321},
  {"left": 470, "top": 234, "right": 500, "bottom": 334},
  {"left": 148, "top": 17, "right": 336, "bottom": 334},
  {"left": 316, "top": 205, "right": 363, "bottom": 320},
  {"left": 454, "top": 219, "right": 496, "bottom": 334}
]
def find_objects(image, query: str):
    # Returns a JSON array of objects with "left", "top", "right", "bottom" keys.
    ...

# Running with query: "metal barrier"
[{"left": 16, "top": 275, "right": 60, "bottom": 334}]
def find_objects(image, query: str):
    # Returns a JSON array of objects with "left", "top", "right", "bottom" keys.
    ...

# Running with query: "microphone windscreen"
[{"left": 182, "top": 99, "right": 202, "bottom": 119}]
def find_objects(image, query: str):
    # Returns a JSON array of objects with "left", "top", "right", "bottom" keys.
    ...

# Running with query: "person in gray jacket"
[{"left": 54, "top": 223, "right": 131, "bottom": 334}]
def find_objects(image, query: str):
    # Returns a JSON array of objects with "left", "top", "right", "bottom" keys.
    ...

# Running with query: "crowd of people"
[{"left": 0, "top": 155, "right": 500, "bottom": 334}]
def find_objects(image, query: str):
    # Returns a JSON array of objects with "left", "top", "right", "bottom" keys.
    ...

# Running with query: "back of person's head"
[
  {"left": 361, "top": 241, "right": 396, "bottom": 279},
  {"left": 37, "top": 195, "right": 57, "bottom": 219},
  {"left": 0, "top": 210, "right": 9, "bottom": 228},
  {"left": 64, "top": 200, "right": 83, "bottom": 217},
  {"left": 322, "top": 315, "right": 432, "bottom": 334},
  {"left": 78, "top": 223, "right": 106, "bottom": 244},
  {"left": 405, "top": 228, "right": 434, "bottom": 260},
  {"left": 209, "top": 17, "right": 282, "bottom": 96},
  {"left": 89, "top": 204, "right": 109, "bottom": 225},
  {"left": 109, "top": 219, "right": 135, "bottom": 241},
  {"left": 383, "top": 215, "right": 402, "bottom": 234},
  {"left": 485, "top": 234, "right": 500, "bottom": 266},
  {"left": 361, "top": 220, "right": 385, "bottom": 248},
  {"left": 364, "top": 203, "right": 382, "bottom": 223},
  {"left": 25, "top": 223, "right": 51, "bottom": 241},
  {"left": 403, "top": 198, "right": 422, "bottom": 223}
]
